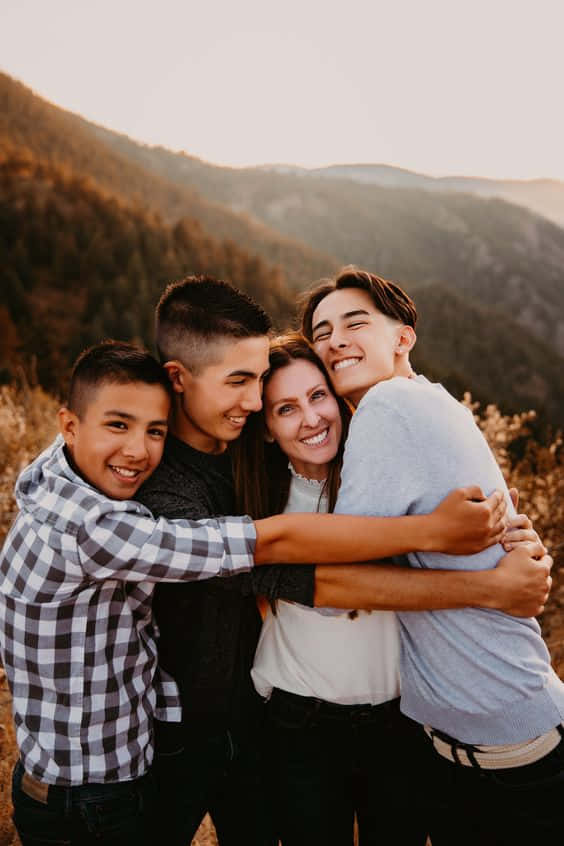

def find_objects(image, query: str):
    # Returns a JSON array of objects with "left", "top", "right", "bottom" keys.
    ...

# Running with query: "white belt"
[{"left": 425, "top": 724, "right": 563, "bottom": 770}]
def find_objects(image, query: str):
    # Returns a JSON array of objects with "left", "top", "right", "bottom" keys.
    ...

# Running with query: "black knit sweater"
[{"left": 136, "top": 434, "right": 315, "bottom": 728}]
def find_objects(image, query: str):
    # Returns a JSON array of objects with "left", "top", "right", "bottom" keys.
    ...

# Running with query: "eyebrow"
[
  {"left": 272, "top": 384, "right": 326, "bottom": 406},
  {"left": 227, "top": 368, "right": 271, "bottom": 379},
  {"left": 103, "top": 410, "right": 168, "bottom": 426},
  {"left": 311, "top": 309, "right": 370, "bottom": 335}
]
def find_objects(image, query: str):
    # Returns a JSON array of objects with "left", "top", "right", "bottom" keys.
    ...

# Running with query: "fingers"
[
  {"left": 522, "top": 539, "right": 549, "bottom": 559},
  {"left": 461, "top": 485, "right": 486, "bottom": 503},
  {"left": 506, "top": 513, "right": 532, "bottom": 530},
  {"left": 492, "top": 495, "right": 507, "bottom": 529},
  {"left": 502, "top": 529, "right": 544, "bottom": 551},
  {"left": 540, "top": 553, "right": 554, "bottom": 574},
  {"left": 508, "top": 487, "right": 519, "bottom": 510}
]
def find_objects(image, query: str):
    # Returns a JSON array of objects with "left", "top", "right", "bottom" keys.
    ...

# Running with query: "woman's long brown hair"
[{"left": 232, "top": 332, "right": 351, "bottom": 519}]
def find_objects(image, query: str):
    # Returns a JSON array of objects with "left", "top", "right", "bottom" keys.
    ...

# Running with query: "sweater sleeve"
[
  {"left": 335, "top": 386, "right": 425, "bottom": 519},
  {"left": 251, "top": 564, "right": 316, "bottom": 606}
]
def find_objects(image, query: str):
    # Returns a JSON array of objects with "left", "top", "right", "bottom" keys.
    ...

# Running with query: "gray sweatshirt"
[{"left": 335, "top": 375, "right": 564, "bottom": 744}]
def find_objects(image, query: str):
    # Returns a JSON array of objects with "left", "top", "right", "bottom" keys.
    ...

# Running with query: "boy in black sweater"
[{"left": 137, "top": 279, "right": 315, "bottom": 845}]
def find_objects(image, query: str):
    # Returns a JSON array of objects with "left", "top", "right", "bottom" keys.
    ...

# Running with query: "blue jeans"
[
  {"left": 12, "top": 760, "right": 157, "bottom": 846},
  {"left": 425, "top": 730, "right": 564, "bottom": 846},
  {"left": 265, "top": 689, "right": 429, "bottom": 846}
]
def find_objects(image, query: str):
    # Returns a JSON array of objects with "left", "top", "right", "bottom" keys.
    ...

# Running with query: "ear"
[
  {"left": 163, "top": 360, "right": 189, "bottom": 394},
  {"left": 58, "top": 407, "right": 79, "bottom": 447},
  {"left": 395, "top": 326, "right": 417, "bottom": 356}
]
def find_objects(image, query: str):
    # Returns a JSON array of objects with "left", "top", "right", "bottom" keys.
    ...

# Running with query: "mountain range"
[
  {"left": 262, "top": 163, "right": 564, "bottom": 229},
  {"left": 1, "top": 71, "right": 563, "bottom": 427}
]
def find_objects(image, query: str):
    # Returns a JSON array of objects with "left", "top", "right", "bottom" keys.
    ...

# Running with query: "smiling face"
[
  {"left": 166, "top": 334, "right": 271, "bottom": 454},
  {"left": 311, "top": 288, "right": 415, "bottom": 405},
  {"left": 264, "top": 358, "right": 343, "bottom": 481},
  {"left": 59, "top": 381, "right": 170, "bottom": 499}
]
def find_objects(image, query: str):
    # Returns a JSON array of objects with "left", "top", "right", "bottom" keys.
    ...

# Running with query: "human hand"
[
  {"left": 489, "top": 542, "right": 553, "bottom": 617},
  {"left": 502, "top": 512, "right": 544, "bottom": 553},
  {"left": 429, "top": 486, "right": 506, "bottom": 555}
]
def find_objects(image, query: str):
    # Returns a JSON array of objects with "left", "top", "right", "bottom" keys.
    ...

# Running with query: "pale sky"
[{"left": 2, "top": 0, "right": 564, "bottom": 180}]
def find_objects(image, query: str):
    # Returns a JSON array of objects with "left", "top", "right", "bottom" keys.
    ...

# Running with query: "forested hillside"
[
  {"left": 0, "top": 154, "right": 293, "bottom": 393},
  {"left": 0, "top": 72, "right": 335, "bottom": 287},
  {"left": 2, "top": 71, "right": 564, "bottom": 427},
  {"left": 117, "top": 147, "right": 564, "bottom": 358}
]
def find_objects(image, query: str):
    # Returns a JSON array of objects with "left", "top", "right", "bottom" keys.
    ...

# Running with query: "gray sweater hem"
[{"left": 401, "top": 674, "right": 564, "bottom": 744}]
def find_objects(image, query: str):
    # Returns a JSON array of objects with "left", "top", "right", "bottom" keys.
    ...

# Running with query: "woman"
[{"left": 236, "top": 333, "right": 537, "bottom": 846}]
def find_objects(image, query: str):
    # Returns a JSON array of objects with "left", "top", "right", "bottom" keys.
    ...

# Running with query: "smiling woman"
[{"left": 263, "top": 357, "right": 343, "bottom": 482}]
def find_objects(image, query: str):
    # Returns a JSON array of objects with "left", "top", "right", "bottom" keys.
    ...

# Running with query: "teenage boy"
[
  {"left": 0, "top": 342, "right": 502, "bottom": 846},
  {"left": 302, "top": 267, "right": 563, "bottom": 845},
  {"left": 137, "top": 275, "right": 550, "bottom": 846}
]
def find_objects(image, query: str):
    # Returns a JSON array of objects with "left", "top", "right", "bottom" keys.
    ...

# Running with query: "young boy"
[
  {"left": 2, "top": 338, "right": 523, "bottom": 846},
  {"left": 302, "top": 267, "right": 563, "bottom": 845},
  {"left": 137, "top": 275, "right": 550, "bottom": 846}
]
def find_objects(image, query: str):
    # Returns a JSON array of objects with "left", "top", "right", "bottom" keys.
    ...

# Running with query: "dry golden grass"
[
  {"left": 463, "top": 395, "right": 564, "bottom": 677},
  {"left": 0, "top": 387, "right": 562, "bottom": 845}
]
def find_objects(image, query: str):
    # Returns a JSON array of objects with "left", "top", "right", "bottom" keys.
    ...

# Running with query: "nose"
[
  {"left": 122, "top": 430, "right": 149, "bottom": 461},
  {"left": 328, "top": 327, "right": 349, "bottom": 350},
  {"left": 240, "top": 381, "right": 263, "bottom": 412},
  {"left": 303, "top": 406, "right": 322, "bottom": 427}
]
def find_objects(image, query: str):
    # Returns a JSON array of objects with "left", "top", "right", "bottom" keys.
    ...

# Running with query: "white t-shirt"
[{"left": 251, "top": 470, "right": 401, "bottom": 705}]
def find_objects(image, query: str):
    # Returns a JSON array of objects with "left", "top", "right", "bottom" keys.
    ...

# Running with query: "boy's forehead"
[
  {"left": 204, "top": 334, "right": 270, "bottom": 374},
  {"left": 84, "top": 381, "right": 170, "bottom": 416},
  {"left": 313, "top": 288, "right": 375, "bottom": 326}
]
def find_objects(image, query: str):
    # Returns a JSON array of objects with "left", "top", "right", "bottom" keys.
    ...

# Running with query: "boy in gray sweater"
[{"left": 302, "top": 267, "right": 564, "bottom": 845}]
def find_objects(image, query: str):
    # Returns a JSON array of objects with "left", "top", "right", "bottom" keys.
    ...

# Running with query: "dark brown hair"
[
  {"left": 155, "top": 275, "right": 272, "bottom": 372},
  {"left": 300, "top": 266, "right": 417, "bottom": 341},
  {"left": 68, "top": 340, "right": 172, "bottom": 418},
  {"left": 232, "top": 333, "right": 351, "bottom": 519}
]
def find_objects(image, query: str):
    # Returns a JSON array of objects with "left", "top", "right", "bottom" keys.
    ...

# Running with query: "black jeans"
[
  {"left": 11, "top": 760, "right": 157, "bottom": 846},
  {"left": 425, "top": 729, "right": 564, "bottom": 846},
  {"left": 265, "top": 689, "right": 430, "bottom": 846},
  {"left": 152, "top": 718, "right": 275, "bottom": 846}
]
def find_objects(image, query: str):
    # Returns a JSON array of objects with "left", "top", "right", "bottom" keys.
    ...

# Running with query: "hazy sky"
[{"left": 2, "top": 0, "right": 564, "bottom": 179}]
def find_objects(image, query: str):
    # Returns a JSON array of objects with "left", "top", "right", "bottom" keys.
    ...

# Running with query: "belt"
[
  {"left": 18, "top": 764, "right": 150, "bottom": 806},
  {"left": 269, "top": 687, "right": 400, "bottom": 722},
  {"left": 425, "top": 724, "right": 564, "bottom": 770}
]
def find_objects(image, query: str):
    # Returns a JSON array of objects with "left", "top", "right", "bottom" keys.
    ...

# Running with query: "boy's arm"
[
  {"left": 253, "top": 485, "right": 506, "bottom": 564},
  {"left": 313, "top": 543, "right": 552, "bottom": 618},
  {"left": 77, "top": 488, "right": 504, "bottom": 584},
  {"left": 78, "top": 507, "right": 256, "bottom": 582}
]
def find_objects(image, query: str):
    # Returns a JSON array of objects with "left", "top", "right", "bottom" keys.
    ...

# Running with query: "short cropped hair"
[
  {"left": 155, "top": 275, "right": 272, "bottom": 373},
  {"left": 300, "top": 266, "right": 417, "bottom": 341},
  {"left": 68, "top": 340, "right": 172, "bottom": 417}
]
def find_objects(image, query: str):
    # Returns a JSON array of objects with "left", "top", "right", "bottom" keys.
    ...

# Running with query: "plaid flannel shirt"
[{"left": 0, "top": 437, "right": 255, "bottom": 786}]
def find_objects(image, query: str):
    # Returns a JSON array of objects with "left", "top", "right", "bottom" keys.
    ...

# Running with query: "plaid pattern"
[{"left": 0, "top": 437, "right": 255, "bottom": 785}]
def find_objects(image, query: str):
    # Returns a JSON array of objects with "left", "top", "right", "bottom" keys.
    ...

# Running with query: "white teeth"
[
  {"left": 302, "top": 429, "right": 329, "bottom": 446},
  {"left": 334, "top": 358, "right": 361, "bottom": 371},
  {"left": 228, "top": 416, "right": 246, "bottom": 424},
  {"left": 111, "top": 466, "right": 138, "bottom": 478}
]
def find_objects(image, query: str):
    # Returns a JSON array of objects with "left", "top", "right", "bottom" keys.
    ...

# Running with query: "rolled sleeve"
[{"left": 77, "top": 505, "right": 256, "bottom": 583}]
